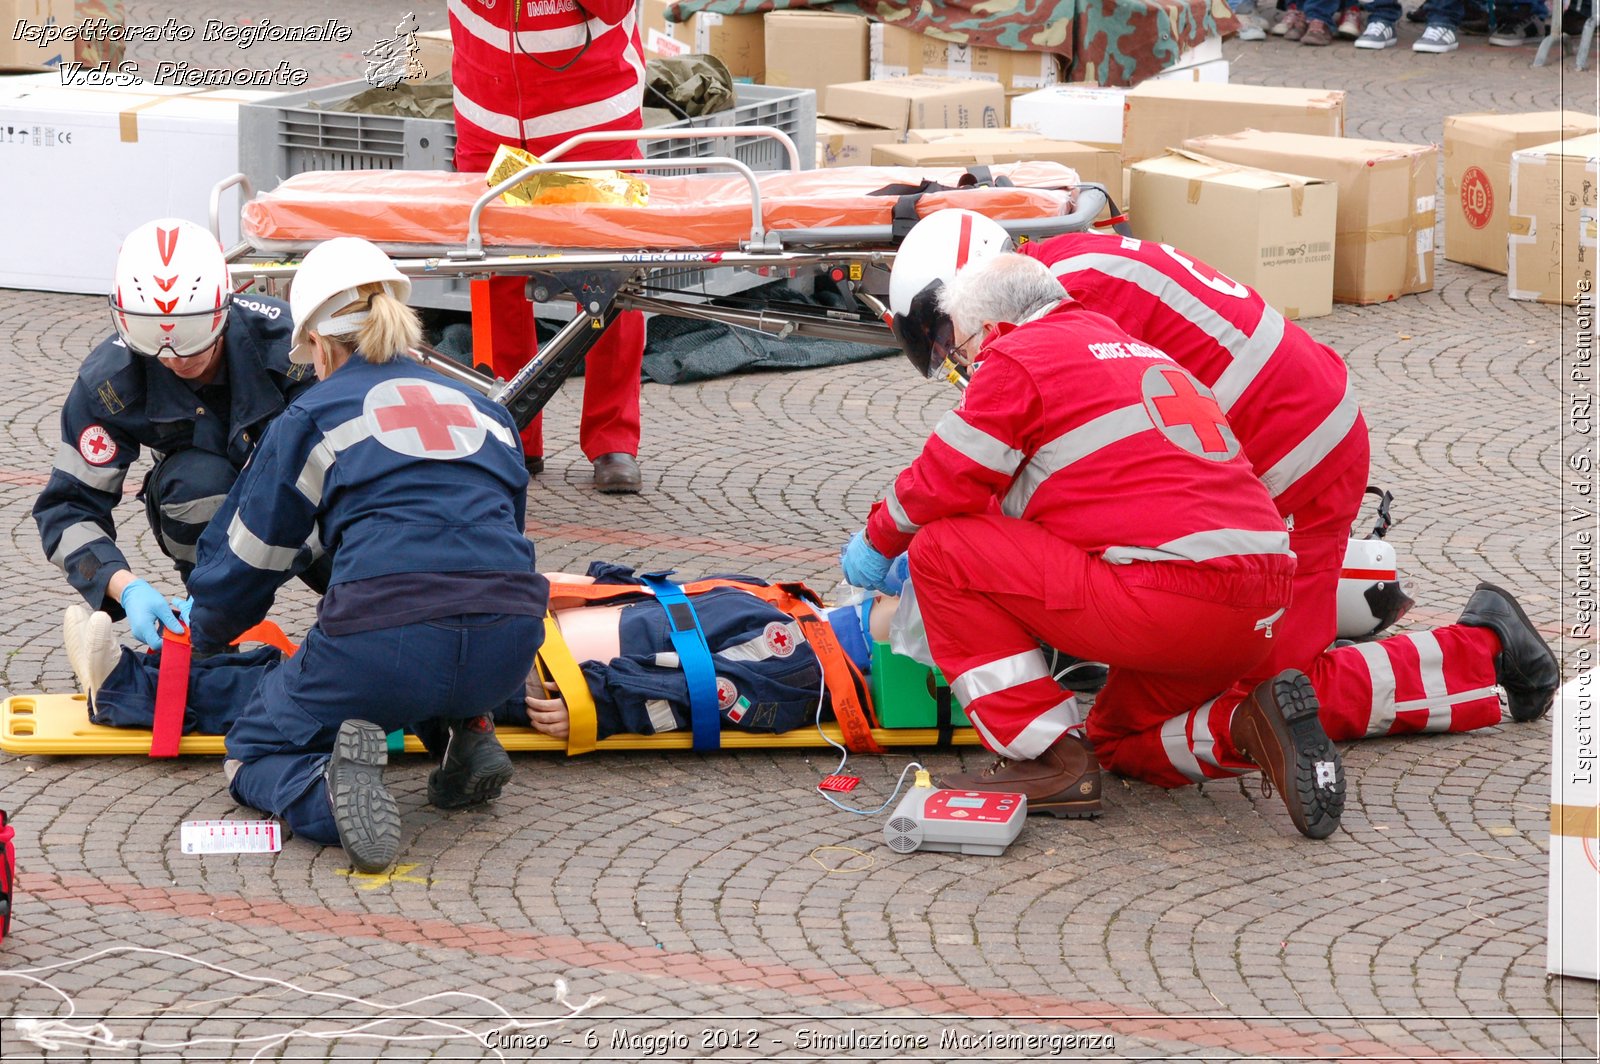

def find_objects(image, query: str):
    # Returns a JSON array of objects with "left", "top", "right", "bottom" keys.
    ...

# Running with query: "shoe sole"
[
  {"left": 1473, "top": 581, "right": 1559, "bottom": 721},
  {"left": 1354, "top": 38, "right": 1398, "bottom": 46},
  {"left": 328, "top": 721, "right": 401, "bottom": 873},
  {"left": 1244, "top": 671, "right": 1345, "bottom": 839},
  {"left": 428, "top": 748, "right": 514, "bottom": 809},
  {"left": 1412, "top": 42, "right": 1458, "bottom": 49},
  {"left": 1030, "top": 798, "right": 1103, "bottom": 819}
]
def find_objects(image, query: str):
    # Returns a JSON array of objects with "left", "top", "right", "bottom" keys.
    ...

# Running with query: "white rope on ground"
[{"left": 2, "top": 944, "right": 604, "bottom": 1062}]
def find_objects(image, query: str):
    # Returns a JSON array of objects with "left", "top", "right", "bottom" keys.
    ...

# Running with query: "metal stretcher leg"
[{"left": 493, "top": 271, "right": 626, "bottom": 433}]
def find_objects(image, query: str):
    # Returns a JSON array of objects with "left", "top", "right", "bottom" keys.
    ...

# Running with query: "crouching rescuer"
[
  {"left": 844, "top": 250, "right": 1347, "bottom": 839},
  {"left": 184, "top": 238, "right": 546, "bottom": 873}
]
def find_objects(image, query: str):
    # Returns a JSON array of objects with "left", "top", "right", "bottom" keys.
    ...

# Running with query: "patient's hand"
[{"left": 525, "top": 670, "right": 571, "bottom": 739}]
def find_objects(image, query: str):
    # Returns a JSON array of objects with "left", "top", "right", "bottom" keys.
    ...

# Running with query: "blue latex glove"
[
  {"left": 119, "top": 579, "right": 183, "bottom": 649},
  {"left": 840, "top": 530, "right": 892, "bottom": 592},
  {"left": 172, "top": 596, "right": 193, "bottom": 625},
  {"left": 882, "top": 553, "right": 911, "bottom": 596}
]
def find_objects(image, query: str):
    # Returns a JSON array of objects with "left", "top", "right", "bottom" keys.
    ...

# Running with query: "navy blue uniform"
[
  {"left": 190, "top": 353, "right": 547, "bottom": 846},
  {"left": 33, "top": 296, "right": 313, "bottom": 613}
]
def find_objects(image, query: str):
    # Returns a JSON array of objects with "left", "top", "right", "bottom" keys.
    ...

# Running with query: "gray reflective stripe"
[
  {"left": 1190, "top": 698, "right": 1225, "bottom": 771},
  {"left": 716, "top": 621, "right": 806, "bottom": 664},
  {"left": 54, "top": 441, "right": 127, "bottom": 494},
  {"left": 225, "top": 512, "right": 300, "bottom": 572},
  {"left": 884, "top": 487, "right": 920, "bottom": 535},
  {"left": 159, "top": 494, "right": 227, "bottom": 525},
  {"left": 965, "top": 695, "right": 1078, "bottom": 761},
  {"left": 1049, "top": 253, "right": 1286, "bottom": 410},
  {"left": 305, "top": 525, "right": 325, "bottom": 562},
  {"left": 654, "top": 651, "right": 681, "bottom": 668},
  {"left": 1160, "top": 713, "right": 1208, "bottom": 783},
  {"left": 645, "top": 699, "right": 679, "bottom": 733},
  {"left": 1258, "top": 378, "right": 1361, "bottom": 498},
  {"left": 1001, "top": 405, "right": 1151, "bottom": 518},
  {"left": 1102, "top": 528, "right": 1292, "bottom": 565},
  {"left": 295, "top": 416, "right": 371, "bottom": 506},
  {"left": 933, "top": 410, "right": 1026, "bottom": 475},
  {"left": 162, "top": 537, "right": 198, "bottom": 564},
  {"left": 1353, "top": 640, "right": 1398, "bottom": 737},
  {"left": 950, "top": 649, "right": 1050, "bottom": 708},
  {"left": 48, "top": 521, "right": 113, "bottom": 568},
  {"left": 477, "top": 410, "right": 516, "bottom": 449}
]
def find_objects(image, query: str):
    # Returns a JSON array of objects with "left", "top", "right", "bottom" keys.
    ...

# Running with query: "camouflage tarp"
[{"left": 665, "top": 0, "right": 1227, "bottom": 86}]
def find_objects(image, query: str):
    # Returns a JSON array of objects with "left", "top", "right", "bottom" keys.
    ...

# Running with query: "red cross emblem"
[
  {"left": 364, "top": 378, "right": 486, "bottom": 459},
  {"left": 764, "top": 621, "right": 796, "bottom": 657},
  {"left": 78, "top": 424, "right": 117, "bottom": 466},
  {"left": 1140, "top": 365, "right": 1240, "bottom": 462}
]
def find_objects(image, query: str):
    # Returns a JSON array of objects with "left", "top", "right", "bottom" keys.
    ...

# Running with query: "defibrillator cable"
[{"left": 810, "top": 669, "right": 926, "bottom": 816}]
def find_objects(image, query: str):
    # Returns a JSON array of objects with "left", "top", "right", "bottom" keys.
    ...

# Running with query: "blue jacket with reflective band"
[
  {"left": 186, "top": 352, "right": 537, "bottom": 652},
  {"left": 32, "top": 295, "right": 309, "bottom": 610}
]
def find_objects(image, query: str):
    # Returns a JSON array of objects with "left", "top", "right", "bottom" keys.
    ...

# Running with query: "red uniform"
[
  {"left": 450, "top": 0, "right": 646, "bottom": 461},
  {"left": 868, "top": 301, "right": 1296, "bottom": 769},
  {"left": 1024, "top": 234, "right": 1503, "bottom": 786}
]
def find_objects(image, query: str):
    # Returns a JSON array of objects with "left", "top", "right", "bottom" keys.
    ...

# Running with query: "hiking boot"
[
  {"left": 1279, "top": 8, "right": 1310, "bottom": 37},
  {"left": 428, "top": 715, "right": 515, "bottom": 809},
  {"left": 592, "top": 452, "right": 642, "bottom": 494},
  {"left": 325, "top": 720, "right": 401, "bottom": 873},
  {"left": 1229, "top": 670, "right": 1345, "bottom": 839},
  {"left": 1354, "top": 19, "right": 1399, "bottom": 46},
  {"left": 1336, "top": 7, "right": 1366, "bottom": 35},
  {"left": 1302, "top": 18, "right": 1335, "bottom": 42},
  {"left": 1489, "top": 13, "right": 1547, "bottom": 43},
  {"left": 64, "top": 605, "right": 119, "bottom": 712},
  {"left": 1458, "top": 582, "right": 1560, "bottom": 722},
  {"left": 1413, "top": 23, "right": 1460, "bottom": 49},
  {"left": 936, "top": 733, "right": 1102, "bottom": 818}
]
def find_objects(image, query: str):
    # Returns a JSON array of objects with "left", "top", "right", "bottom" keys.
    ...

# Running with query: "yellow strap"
[{"left": 539, "top": 616, "right": 598, "bottom": 756}]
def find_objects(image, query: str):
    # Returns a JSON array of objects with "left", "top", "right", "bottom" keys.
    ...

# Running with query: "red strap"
[{"left": 150, "top": 629, "right": 191, "bottom": 758}]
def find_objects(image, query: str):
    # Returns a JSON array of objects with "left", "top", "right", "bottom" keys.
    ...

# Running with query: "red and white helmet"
[
  {"left": 108, "top": 218, "right": 231, "bottom": 358},
  {"left": 888, "top": 209, "right": 1013, "bottom": 378}
]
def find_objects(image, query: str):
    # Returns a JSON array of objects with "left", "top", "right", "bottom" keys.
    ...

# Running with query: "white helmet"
[
  {"left": 109, "top": 218, "right": 231, "bottom": 358},
  {"left": 288, "top": 237, "right": 411, "bottom": 364},
  {"left": 888, "top": 209, "right": 1013, "bottom": 378},
  {"left": 1336, "top": 537, "right": 1415, "bottom": 641}
]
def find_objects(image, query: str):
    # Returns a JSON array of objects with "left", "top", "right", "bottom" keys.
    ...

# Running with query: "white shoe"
[
  {"left": 64, "top": 605, "right": 119, "bottom": 710},
  {"left": 1354, "top": 19, "right": 1398, "bottom": 46},
  {"left": 1238, "top": 18, "right": 1269, "bottom": 38},
  {"left": 1413, "top": 23, "right": 1459, "bottom": 49}
]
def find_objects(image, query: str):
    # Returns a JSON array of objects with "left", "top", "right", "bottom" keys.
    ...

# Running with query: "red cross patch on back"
[
  {"left": 1139, "top": 364, "right": 1241, "bottom": 463},
  {"left": 363, "top": 378, "right": 486, "bottom": 460}
]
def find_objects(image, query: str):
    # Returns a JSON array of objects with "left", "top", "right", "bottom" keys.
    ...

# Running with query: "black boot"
[
  {"left": 1230, "top": 670, "right": 1345, "bottom": 839},
  {"left": 428, "top": 715, "right": 514, "bottom": 809},
  {"left": 325, "top": 720, "right": 401, "bottom": 873},
  {"left": 1458, "top": 582, "right": 1560, "bottom": 722}
]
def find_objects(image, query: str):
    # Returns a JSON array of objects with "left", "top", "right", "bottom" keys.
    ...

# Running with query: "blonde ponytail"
[{"left": 312, "top": 282, "right": 421, "bottom": 365}]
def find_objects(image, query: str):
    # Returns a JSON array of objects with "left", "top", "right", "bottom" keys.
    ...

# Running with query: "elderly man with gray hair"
[{"left": 840, "top": 252, "right": 1347, "bottom": 838}]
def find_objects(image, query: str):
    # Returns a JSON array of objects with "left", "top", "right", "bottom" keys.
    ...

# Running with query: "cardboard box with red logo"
[{"left": 1443, "top": 111, "right": 1600, "bottom": 275}]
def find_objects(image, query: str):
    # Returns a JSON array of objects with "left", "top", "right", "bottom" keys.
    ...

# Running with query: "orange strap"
[
  {"left": 545, "top": 579, "right": 883, "bottom": 754},
  {"left": 233, "top": 620, "right": 298, "bottom": 657}
]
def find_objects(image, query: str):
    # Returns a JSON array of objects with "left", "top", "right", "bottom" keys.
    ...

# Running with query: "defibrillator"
[
  {"left": 884, "top": 772, "right": 1027, "bottom": 855},
  {"left": 1336, "top": 488, "right": 1415, "bottom": 641}
]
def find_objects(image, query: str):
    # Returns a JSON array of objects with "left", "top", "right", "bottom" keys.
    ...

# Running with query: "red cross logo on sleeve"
[
  {"left": 364, "top": 378, "right": 488, "bottom": 460},
  {"left": 764, "top": 621, "right": 796, "bottom": 657},
  {"left": 78, "top": 425, "right": 118, "bottom": 466},
  {"left": 1140, "top": 365, "right": 1240, "bottom": 462}
]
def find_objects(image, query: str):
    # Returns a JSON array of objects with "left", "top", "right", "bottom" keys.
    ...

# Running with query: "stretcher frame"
[{"left": 217, "top": 126, "right": 1120, "bottom": 429}]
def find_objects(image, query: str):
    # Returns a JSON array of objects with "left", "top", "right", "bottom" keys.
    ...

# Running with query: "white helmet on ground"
[
  {"left": 888, "top": 209, "right": 1013, "bottom": 378},
  {"left": 1336, "top": 537, "right": 1415, "bottom": 640},
  {"left": 108, "top": 218, "right": 232, "bottom": 358},
  {"left": 287, "top": 237, "right": 411, "bottom": 364}
]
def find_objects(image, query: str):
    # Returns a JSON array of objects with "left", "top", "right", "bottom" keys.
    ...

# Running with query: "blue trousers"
[
  {"left": 93, "top": 645, "right": 282, "bottom": 734},
  {"left": 226, "top": 613, "right": 540, "bottom": 845}
]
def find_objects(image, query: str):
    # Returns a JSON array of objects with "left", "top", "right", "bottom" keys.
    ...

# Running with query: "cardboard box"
[
  {"left": 1129, "top": 152, "right": 1337, "bottom": 320},
  {"left": 816, "top": 117, "right": 899, "bottom": 168},
  {"left": 414, "top": 28, "right": 452, "bottom": 81},
  {"left": 1010, "top": 85, "right": 1128, "bottom": 144},
  {"left": 824, "top": 75, "right": 1004, "bottom": 135},
  {"left": 869, "top": 23, "right": 1064, "bottom": 92},
  {"left": 1148, "top": 57, "right": 1230, "bottom": 84},
  {"left": 907, "top": 126, "right": 1042, "bottom": 143},
  {"left": 1121, "top": 82, "right": 1345, "bottom": 167},
  {"left": 1184, "top": 130, "right": 1436, "bottom": 304},
  {"left": 764, "top": 11, "right": 867, "bottom": 97},
  {"left": 1508, "top": 132, "right": 1600, "bottom": 305},
  {"left": 874, "top": 135, "right": 1119, "bottom": 190},
  {"left": 1444, "top": 111, "right": 1600, "bottom": 274},
  {"left": 1547, "top": 671, "right": 1599, "bottom": 982},
  {"left": 1, "top": 0, "right": 74, "bottom": 70},
  {"left": 0, "top": 80, "right": 273, "bottom": 293},
  {"left": 641, "top": 0, "right": 765, "bottom": 80}
]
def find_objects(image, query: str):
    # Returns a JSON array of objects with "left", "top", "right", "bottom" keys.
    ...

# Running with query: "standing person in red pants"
[{"left": 449, "top": 0, "right": 648, "bottom": 493}]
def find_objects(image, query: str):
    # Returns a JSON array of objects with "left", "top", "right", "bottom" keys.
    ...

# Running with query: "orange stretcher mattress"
[{"left": 241, "top": 162, "right": 1082, "bottom": 252}]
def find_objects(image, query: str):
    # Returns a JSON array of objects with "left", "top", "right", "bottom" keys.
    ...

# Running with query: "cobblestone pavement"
[{"left": 1, "top": 3, "right": 1598, "bottom": 1060}]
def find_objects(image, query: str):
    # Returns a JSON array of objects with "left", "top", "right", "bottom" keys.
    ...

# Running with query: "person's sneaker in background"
[
  {"left": 1275, "top": 7, "right": 1308, "bottom": 34},
  {"left": 1337, "top": 7, "right": 1367, "bottom": 36},
  {"left": 1413, "top": 23, "right": 1460, "bottom": 49},
  {"left": 1490, "top": 13, "right": 1547, "bottom": 42},
  {"left": 1354, "top": 19, "right": 1399, "bottom": 45},
  {"left": 1302, "top": 17, "right": 1336, "bottom": 42},
  {"left": 1405, "top": 2, "right": 1431, "bottom": 21}
]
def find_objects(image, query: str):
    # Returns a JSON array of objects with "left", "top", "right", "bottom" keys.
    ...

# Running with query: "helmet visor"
[
  {"left": 889, "top": 280, "right": 958, "bottom": 380},
  {"left": 108, "top": 294, "right": 231, "bottom": 358}
]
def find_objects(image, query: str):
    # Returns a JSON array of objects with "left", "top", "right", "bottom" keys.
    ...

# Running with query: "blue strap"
[{"left": 639, "top": 572, "right": 721, "bottom": 751}]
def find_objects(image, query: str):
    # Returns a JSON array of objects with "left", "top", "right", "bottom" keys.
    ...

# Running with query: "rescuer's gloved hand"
[
  {"left": 882, "top": 553, "right": 911, "bottom": 596},
  {"left": 840, "top": 531, "right": 892, "bottom": 592},
  {"left": 119, "top": 579, "right": 183, "bottom": 649},
  {"left": 171, "top": 596, "right": 193, "bottom": 625}
]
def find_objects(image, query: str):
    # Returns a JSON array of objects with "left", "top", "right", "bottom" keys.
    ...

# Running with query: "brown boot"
[
  {"left": 936, "top": 733, "right": 1102, "bottom": 818},
  {"left": 592, "top": 452, "right": 642, "bottom": 494},
  {"left": 1229, "top": 670, "right": 1345, "bottom": 839}
]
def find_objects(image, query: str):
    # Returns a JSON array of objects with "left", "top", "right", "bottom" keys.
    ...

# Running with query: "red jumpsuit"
[
  {"left": 867, "top": 302, "right": 1296, "bottom": 773},
  {"left": 449, "top": 0, "right": 646, "bottom": 462},
  {"left": 1026, "top": 233, "right": 1503, "bottom": 786}
]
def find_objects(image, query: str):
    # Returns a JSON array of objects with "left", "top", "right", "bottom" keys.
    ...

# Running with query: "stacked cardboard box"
[
  {"left": 823, "top": 76, "right": 1005, "bottom": 136},
  {"left": 868, "top": 23, "right": 1064, "bottom": 92},
  {"left": 1129, "top": 152, "right": 1337, "bottom": 320},
  {"left": 1508, "top": 132, "right": 1600, "bottom": 305},
  {"left": 1185, "top": 130, "right": 1436, "bottom": 304},
  {"left": 815, "top": 117, "right": 898, "bottom": 168},
  {"left": 1, "top": 0, "right": 74, "bottom": 69},
  {"left": 1121, "top": 82, "right": 1346, "bottom": 167},
  {"left": 764, "top": 11, "right": 868, "bottom": 96},
  {"left": 641, "top": 0, "right": 765, "bottom": 80},
  {"left": 1010, "top": 85, "right": 1128, "bottom": 146},
  {"left": 1443, "top": 111, "right": 1600, "bottom": 274}
]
